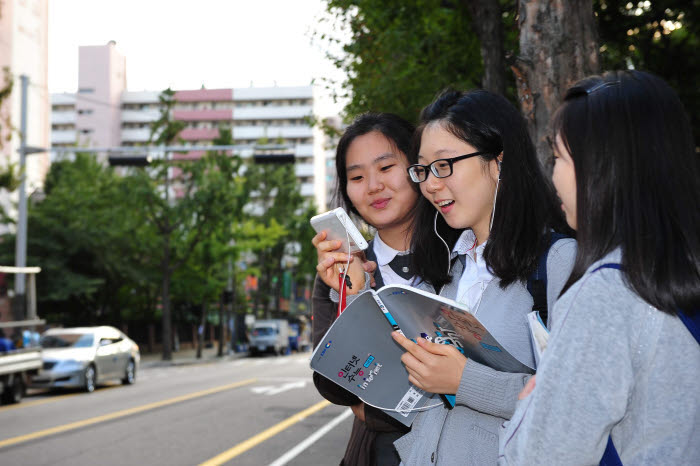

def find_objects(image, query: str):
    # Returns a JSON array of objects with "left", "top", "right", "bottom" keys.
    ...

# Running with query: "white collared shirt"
[
  {"left": 373, "top": 233, "right": 417, "bottom": 286},
  {"left": 452, "top": 230, "right": 494, "bottom": 311}
]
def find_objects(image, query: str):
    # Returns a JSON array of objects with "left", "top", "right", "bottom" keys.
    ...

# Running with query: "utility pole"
[{"left": 13, "top": 75, "right": 29, "bottom": 323}]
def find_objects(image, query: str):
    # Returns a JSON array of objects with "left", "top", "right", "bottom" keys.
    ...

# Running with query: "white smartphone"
[{"left": 310, "top": 207, "right": 368, "bottom": 253}]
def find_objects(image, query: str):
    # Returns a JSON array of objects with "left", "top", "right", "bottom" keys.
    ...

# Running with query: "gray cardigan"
[
  {"left": 499, "top": 249, "right": 700, "bottom": 465},
  {"left": 394, "top": 238, "right": 577, "bottom": 465}
]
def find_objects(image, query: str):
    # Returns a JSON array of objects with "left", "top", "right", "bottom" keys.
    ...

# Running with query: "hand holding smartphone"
[
  {"left": 310, "top": 207, "right": 368, "bottom": 253},
  {"left": 311, "top": 207, "right": 370, "bottom": 293}
]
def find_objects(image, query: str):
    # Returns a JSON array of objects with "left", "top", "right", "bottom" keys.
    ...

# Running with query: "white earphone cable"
[{"left": 434, "top": 210, "right": 452, "bottom": 277}]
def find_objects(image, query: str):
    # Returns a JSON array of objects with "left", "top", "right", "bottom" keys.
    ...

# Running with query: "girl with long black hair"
[
  {"left": 500, "top": 70, "right": 700, "bottom": 464},
  {"left": 391, "top": 89, "right": 576, "bottom": 464},
  {"left": 311, "top": 112, "right": 420, "bottom": 465}
]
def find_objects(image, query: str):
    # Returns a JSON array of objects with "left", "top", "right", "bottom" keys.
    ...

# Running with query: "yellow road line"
[
  {"left": 199, "top": 400, "right": 331, "bottom": 466},
  {"left": 0, "top": 378, "right": 257, "bottom": 449},
  {"left": 0, "top": 392, "right": 85, "bottom": 413},
  {"left": 0, "top": 385, "right": 123, "bottom": 414}
]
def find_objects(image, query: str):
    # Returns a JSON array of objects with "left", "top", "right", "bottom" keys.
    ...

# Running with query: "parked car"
[{"left": 32, "top": 326, "right": 140, "bottom": 393}]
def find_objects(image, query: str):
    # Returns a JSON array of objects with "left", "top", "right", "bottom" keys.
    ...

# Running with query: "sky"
[{"left": 48, "top": 0, "right": 348, "bottom": 116}]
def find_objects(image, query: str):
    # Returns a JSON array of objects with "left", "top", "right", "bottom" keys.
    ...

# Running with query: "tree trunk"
[
  {"left": 161, "top": 232, "right": 172, "bottom": 361},
  {"left": 275, "top": 270, "right": 282, "bottom": 316},
  {"left": 172, "top": 323, "right": 179, "bottom": 352},
  {"left": 264, "top": 256, "right": 274, "bottom": 319},
  {"left": 217, "top": 294, "right": 225, "bottom": 357},
  {"left": 254, "top": 251, "right": 264, "bottom": 317},
  {"left": 196, "top": 300, "right": 206, "bottom": 359},
  {"left": 464, "top": 0, "right": 506, "bottom": 95},
  {"left": 514, "top": 0, "right": 599, "bottom": 165},
  {"left": 148, "top": 324, "right": 155, "bottom": 353}
]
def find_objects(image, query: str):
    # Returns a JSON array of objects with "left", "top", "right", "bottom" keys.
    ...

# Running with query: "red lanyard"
[{"left": 337, "top": 272, "right": 347, "bottom": 318}]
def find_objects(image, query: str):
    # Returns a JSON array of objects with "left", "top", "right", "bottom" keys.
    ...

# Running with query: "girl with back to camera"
[
  {"left": 311, "top": 113, "right": 421, "bottom": 465},
  {"left": 500, "top": 71, "right": 700, "bottom": 464},
  {"left": 390, "top": 89, "right": 576, "bottom": 465}
]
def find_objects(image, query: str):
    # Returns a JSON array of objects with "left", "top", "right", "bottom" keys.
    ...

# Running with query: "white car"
[{"left": 33, "top": 326, "right": 140, "bottom": 392}]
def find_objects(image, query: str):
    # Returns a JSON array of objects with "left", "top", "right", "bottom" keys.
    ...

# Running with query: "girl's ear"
[{"left": 490, "top": 153, "right": 503, "bottom": 182}]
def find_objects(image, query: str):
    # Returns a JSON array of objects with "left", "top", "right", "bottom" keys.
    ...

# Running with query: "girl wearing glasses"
[
  {"left": 390, "top": 89, "right": 576, "bottom": 465},
  {"left": 500, "top": 71, "right": 699, "bottom": 464},
  {"left": 311, "top": 113, "right": 421, "bottom": 466}
]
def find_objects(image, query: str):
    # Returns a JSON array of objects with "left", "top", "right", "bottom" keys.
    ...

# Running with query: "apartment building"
[
  {"left": 51, "top": 43, "right": 332, "bottom": 210},
  {"left": 0, "top": 0, "right": 51, "bottom": 217}
]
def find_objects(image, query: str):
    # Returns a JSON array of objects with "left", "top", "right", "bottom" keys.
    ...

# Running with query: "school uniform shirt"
[
  {"left": 452, "top": 230, "right": 494, "bottom": 311},
  {"left": 329, "top": 233, "right": 418, "bottom": 303},
  {"left": 372, "top": 232, "right": 418, "bottom": 287}
]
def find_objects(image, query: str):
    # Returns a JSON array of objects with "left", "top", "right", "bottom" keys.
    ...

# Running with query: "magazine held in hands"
[
  {"left": 527, "top": 310, "right": 550, "bottom": 367},
  {"left": 310, "top": 284, "right": 536, "bottom": 426}
]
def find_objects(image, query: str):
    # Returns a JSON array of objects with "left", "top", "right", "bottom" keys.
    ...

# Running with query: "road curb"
[{"left": 140, "top": 352, "right": 247, "bottom": 369}]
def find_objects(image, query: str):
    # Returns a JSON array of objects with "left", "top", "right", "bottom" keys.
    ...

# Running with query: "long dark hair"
[
  {"left": 332, "top": 113, "right": 416, "bottom": 222},
  {"left": 554, "top": 70, "right": 699, "bottom": 315},
  {"left": 410, "top": 89, "right": 569, "bottom": 290}
]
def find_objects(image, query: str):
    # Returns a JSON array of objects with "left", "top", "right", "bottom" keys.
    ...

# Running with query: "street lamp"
[{"left": 13, "top": 75, "right": 48, "bottom": 323}]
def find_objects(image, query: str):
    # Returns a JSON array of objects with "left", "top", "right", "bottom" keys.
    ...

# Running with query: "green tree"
[
  {"left": 244, "top": 157, "right": 315, "bottom": 317},
  {"left": 595, "top": 0, "right": 700, "bottom": 142},
  {"left": 0, "top": 153, "right": 159, "bottom": 325},
  {"left": 318, "top": 1, "right": 697, "bottom": 161},
  {"left": 168, "top": 128, "right": 255, "bottom": 357},
  {"left": 316, "top": 0, "right": 484, "bottom": 122},
  {"left": 142, "top": 92, "right": 249, "bottom": 360}
]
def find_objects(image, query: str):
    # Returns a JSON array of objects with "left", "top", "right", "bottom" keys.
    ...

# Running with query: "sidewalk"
[{"left": 139, "top": 346, "right": 248, "bottom": 369}]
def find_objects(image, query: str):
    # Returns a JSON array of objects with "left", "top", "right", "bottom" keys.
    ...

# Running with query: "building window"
[
  {"left": 52, "top": 104, "right": 75, "bottom": 111},
  {"left": 51, "top": 124, "right": 75, "bottom": 131}
]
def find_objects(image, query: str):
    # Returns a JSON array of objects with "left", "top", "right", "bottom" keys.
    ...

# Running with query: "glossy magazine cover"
[{"left": 310, "top": 284, "right": 535, "bottom": 426}]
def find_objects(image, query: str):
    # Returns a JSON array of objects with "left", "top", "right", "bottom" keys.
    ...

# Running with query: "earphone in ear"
[{"left": 497, "top": 160, "right": 502, "bottom": 181}]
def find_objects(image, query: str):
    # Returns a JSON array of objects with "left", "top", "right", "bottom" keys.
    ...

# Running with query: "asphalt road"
[{"left": 0, "top": 352, "right": 354, "bottom": 465}]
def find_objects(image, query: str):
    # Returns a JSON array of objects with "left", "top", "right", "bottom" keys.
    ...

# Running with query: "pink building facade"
[
  {"left": 75, "top": 41, "right": 126, "bottom": 149},
  {"left": 51, "top": 45, "right": 331, "bottom": 209}
]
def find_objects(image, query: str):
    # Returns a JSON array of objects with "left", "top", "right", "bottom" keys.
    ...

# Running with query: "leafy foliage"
[
  {"left": 316, "top": 0, "right": 485, "bottom": 122},
  {"left": 595, "top": 0, "right": 700, "bottom": 142},
  {"left": 0, "top": 153, "right": 158, "bottom": 325},
  {"left": 318, "top": 0, "right": 698, "bottom": 140},
  {"left": 243, "top": 156, "right": 316, "bottom": 315},
  {"left": 0, "top": 127, "right": 317, "bottom": 335}
]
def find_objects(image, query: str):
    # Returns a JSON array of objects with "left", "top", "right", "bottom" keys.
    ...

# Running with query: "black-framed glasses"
[
  {"left": 407, "top": 151, "right": 492, "bottom": 183},
  {"left": 565, "top": 80, "right": 620, "bottom": 100}
]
